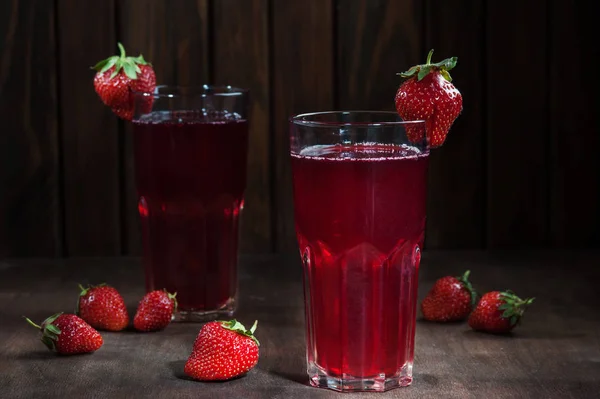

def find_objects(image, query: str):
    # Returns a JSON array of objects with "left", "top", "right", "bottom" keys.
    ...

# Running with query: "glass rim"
[
  {"left": 291, "top": 111, "right": 425, "bottom": 128},
  {"left": 131, "top": 84, "right": 248, "bottom": 98}
]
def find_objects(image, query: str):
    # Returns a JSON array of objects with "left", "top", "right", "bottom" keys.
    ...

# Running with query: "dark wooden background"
[{"left": 1, "top": 0, "right": 598, "bottom": 258}]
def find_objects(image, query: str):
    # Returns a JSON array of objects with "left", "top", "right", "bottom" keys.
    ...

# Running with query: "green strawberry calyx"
[
  {"left": 498, "top": 290, "right": 535, "bottom": 326},
  {"left": 220, "top": 319, "right": 260, "bottom": 346},
  {"left": 92, "top": 42, "right": 151, "bottom": 80},
  {"left": 456, "top": 270, "right": 477, "bottom": 307},
  {"left": 76, "top": 283, "right": 108, "bottom": 314},
  {"left": 78, "top": 282, "right": 108, "bottom": 297},
  {"left": 24, "top": 313, "right": 63, "bottom": 352},
  {"left": 163, "top": 289, "right": 178, "bottom": 313},
  {"left": 398, "top": 49, "right": 458, "bottom": 82}
]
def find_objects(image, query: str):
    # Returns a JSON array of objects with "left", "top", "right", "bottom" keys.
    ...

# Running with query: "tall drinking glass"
[
  {"left": 132, "top": 85, "right": 249, "bottom": 321},
  {"left": 290, "top": 111, "right": 429, "bottom": 392}
]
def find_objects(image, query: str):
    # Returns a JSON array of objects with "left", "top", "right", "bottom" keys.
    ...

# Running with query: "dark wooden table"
[{"left": 1, "top": 251, "right": 599, "bottom": 398}]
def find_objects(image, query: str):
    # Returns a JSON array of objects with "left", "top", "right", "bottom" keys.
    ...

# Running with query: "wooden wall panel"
[
  {"left": 0, "top": 0, "right": 60, "bottom": 257},
  {"left": 424, "top": 0, "right": 486, "bottom": 249},
  {"left": 57, "top": 0, "right": 121, "bottom": 256},
  {"left": 272, "top": 0, "right": 335, "bottom": 251},
  {"left": 213, "top": 0, "right": 272, "bottom": 252},
  {"left": 337, "top": 0, "right": 423, "bottom": 110},
  {"left": 549, "top": 0, "right": 600, "bottom": 247},
  {"left": 118, "top": 0, "right": 210, "bottom": 255},
  {"left": 0, "top": 0, "right": 599, "bottom": 258},
  {"left": 486, "top": 1, "right": 550, "bottom": 248}
]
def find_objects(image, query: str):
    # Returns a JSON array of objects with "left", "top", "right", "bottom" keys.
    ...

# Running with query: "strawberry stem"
[
  {"left": 249, "top": 320, "right": 258, "bottom": 334},
  {"left": 24, "top": 316, "right": 41, "bottom": 329},
  {"left": 426, "top": 49, "right": 434, "bottom": 65},
  {"left": 118, "top": 42, "right": 127, "bottom": 58}
]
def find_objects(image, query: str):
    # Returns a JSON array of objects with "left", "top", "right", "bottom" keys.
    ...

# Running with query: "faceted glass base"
[
  {"left": 308, "top": 362, "right": 413, "bottom": 392},
  {"left": 171, "top": 297, "right": 236, "bottom": 322}
]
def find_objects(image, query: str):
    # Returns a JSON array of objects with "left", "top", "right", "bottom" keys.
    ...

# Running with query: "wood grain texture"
[
  {"left": 336, "top": 0, "right": 423, "bottom": 110},
  {"left": 1, "top": 252, "right": 599, "bottom": 398},
  {"left": 213, "top": 0, "right": 272, "bottom": 252},
  {"left": 549, "top": 0, "right": 600, "bottom": 247},
  {"left": 424, "top": 1, "right": 486, "bottom": 249},
  {"left": 57, "top": 0, "right": 121, "bottom": 256},
  {"left": 486, "top": 1, "right": 550, "bottom": 248},
  {"left": 272, "top": 0, "right": 334, "bottom": 251},
  {"left": 0, "top": 0, "right": 60, "bottom": 257},
  {"left": 118, "top": 0, "right": 210, "bottom": 255}
]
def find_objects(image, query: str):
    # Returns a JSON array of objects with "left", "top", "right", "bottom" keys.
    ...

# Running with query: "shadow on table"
[
  {"left": 169, "top": 360, "right": 187, "bottom": 379},
  {"left": 462, "top": 329, "right": 586, "bottom": 340},
  {"left": 267, "top": 368, "right": 308, "bottom": 386},
  {"left": 168, "top": 360, "right": 250, "bottom": 383},
  {"left": 13, "top": 351, "right": 59, "bottom": 360}
]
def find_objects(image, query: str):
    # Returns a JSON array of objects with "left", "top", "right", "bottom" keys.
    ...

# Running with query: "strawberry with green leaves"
[
  {"left": 93, "top": 42, "right": 156, "bottom": 121},
  {"left": 468, "top": 290, "right": 535, "bottom": 333},
  {"left": 185, "top": 320, "right": 260, "bottom": 381},
  {"left": 395, "top": 49, "right": 463, "bottom": 147},
  {"left": 133, "top": 290, "right": 177, "bottom": 332},
  {"left": 421, "top": 270, "right": 476, "bottom": 322},
  {"left": 77, "top": 283, "right": 129, "bottom": 332},
  {"left": 25, "top": 313, "right": 103, "bottom": 355}
]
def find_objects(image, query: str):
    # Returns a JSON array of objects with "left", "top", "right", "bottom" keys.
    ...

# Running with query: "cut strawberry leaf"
[
  {"left": 100, "top": 56, "right": 118, "bottom": 73},
  {"left": 123, "top": 62, "right": 137, "bottom": 80},
  {"left": 46, "top": 324, "right": 61, "bottom": 335},
  {"left": 417, "top": 66, "right": 431, "bottom": 81},
  {"left": 441, "top": 69, "right": 452, "bottom": 82}
]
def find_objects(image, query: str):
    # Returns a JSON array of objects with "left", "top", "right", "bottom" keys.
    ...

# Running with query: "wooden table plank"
[{"left": 1, "top": 251, "right": 599, "bottom": 398}]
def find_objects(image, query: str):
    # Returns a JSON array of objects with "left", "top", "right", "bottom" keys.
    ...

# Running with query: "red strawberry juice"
[
  {"left": 132, "top": 111, "right": 248, "bottom": 313},
  {"left": 291, "top": 143, "right": 428, "bottom": 380}
]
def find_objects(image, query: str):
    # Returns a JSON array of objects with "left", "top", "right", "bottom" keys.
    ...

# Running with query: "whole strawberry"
[
  {"left": 93, "top": 42, "right": 156, "bottom": 121},
  {"left": 77, "top": 283, "right": 129, "bottom": 331},
  {"left": 185, "top": 320, "right": 259, "bottom": 381},
  {"left": 395, "top": 49, "right": 463, "bottom": 147},
  {"left": 133, "top": 290, "right": 177, "bottom": 332},
  {"left": 421, "top": 270, "right": 476, "bottom": 322},
  {"left": 469, "top": 290, "right": 535, "bottom": 334},
  {"left": 25, "top": 313, "right": 103, "bottom": 355}
]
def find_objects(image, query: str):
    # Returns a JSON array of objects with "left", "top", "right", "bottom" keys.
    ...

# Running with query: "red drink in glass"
[
  {"left": 132, "top": 86, "right": 249, "bottom": 320},
  {"left": 290, "top": 112, "right": 428, "bottom": 392}
]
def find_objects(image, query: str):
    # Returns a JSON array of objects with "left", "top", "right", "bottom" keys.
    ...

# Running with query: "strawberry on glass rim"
[
  {"left": 92, "top": 42, "right": 156, "bottom": 121},
  {"left": 395, "top": 49, "right": 463, "bottom": 147}
]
